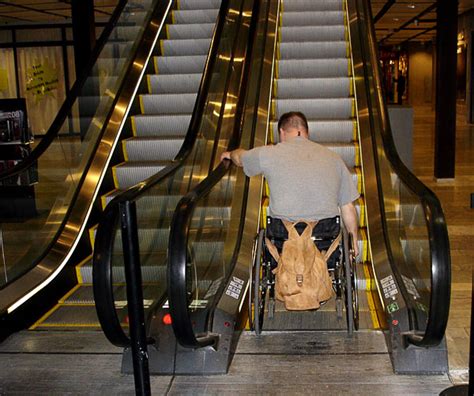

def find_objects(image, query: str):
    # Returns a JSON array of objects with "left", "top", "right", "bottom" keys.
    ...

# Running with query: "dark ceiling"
[
  {"left": 0, "top": 0, "right": 474, "bottom": 45},
  {"left": 0, "top": 0, "right": 118, "bottom": 24},
  {"left": 372, "top": 0, "right": 474, "bottom": 45}
]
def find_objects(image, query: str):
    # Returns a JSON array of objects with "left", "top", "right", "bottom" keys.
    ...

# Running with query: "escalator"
[
  {"left": 93, "top": 0, "right": 451, "bottom": 378},
  {"left": 0, "top": 0, "right": 240, "bottom": 337}
]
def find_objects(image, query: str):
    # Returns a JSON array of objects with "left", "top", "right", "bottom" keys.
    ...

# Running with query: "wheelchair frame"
[{"left": 249, "top": 219, "right": 359, "bottom": 335}]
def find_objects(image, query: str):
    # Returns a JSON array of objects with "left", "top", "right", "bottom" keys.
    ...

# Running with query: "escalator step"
[
  {"left": 281, "top": 11, "right": 344, "bottom": 26},
  {"left": 161, "top": 39, "right": 211, "bottom": 56},
  {"left": 274, "top": 98, "right": 354, "bottom": 120},
  {"left": 147, "top": 73, "right": 201, "bottom": 94},
  {"left": 131, "top": 114, "right": 191, "bottom": 136},
  {"left": 178, "top": 0, "right": 221, "bottom": 10},
  {"left": 272, "top": 120, "right": 355, "bottom": 142},
  {"left": 113, "top": 161, "right": 171, "bottom": 188},
  {"left": 276, "top": 77, "right": 351, "bottom": 99},
  {"left": 140, "top": 93, "right": 197, "bottom": 114},
  {"left": 172, "top": 9, "right": 219, "bottom": 23},
  {"left": 280, "top": 25, "right": 345, "bottom": 43},
  {"left": 122, "top": 137, "right": 183, "bottom": 161},
  {"left": 283, "top": 0, "right": 343, "bottom": 12},
  {"left": 277, "top": 58, "right": 349, "bottom": 78},
  {"left": 167, "top": 23, "right": 214, "bottom": 39},
  {"left": 279, "top": 41, "right": 347, "bottom": 60},
  {"left": 154, "top": 54, "right": 206, "bottom": 73}
]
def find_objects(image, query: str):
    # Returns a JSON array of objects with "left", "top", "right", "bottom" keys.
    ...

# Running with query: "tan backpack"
[{"left": 265, "top": 220, "right": 341, "bottom": 311}]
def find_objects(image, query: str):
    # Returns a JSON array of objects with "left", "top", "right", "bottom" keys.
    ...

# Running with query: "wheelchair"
[{"left": 250, "top": 215, "right": 359, "bottom": 335}]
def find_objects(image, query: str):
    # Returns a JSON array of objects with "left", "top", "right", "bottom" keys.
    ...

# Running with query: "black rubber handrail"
[
  {"left": 360, "top": 0, "right": 450, "bottom": 346},
  {"left": 167, "top": 0, "right": 261, "bottom": 349},
  {"left": 0, "top": 0, "right": 128, "bottom": 181},
  {"left": 93, "top": 0, "right": 231, "bottom": 347}
]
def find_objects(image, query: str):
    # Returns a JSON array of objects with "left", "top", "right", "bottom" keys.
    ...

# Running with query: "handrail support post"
[{"left": 119, "top": 201, "right": 151, "bottom": 396}]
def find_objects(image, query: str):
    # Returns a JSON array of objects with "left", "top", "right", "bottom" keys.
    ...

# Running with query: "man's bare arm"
[
  {"left": 220, "top": 148, "right": 247, "bottom": 167},
  {"left": 341, "top": 202, "right": 359, "bottom": 258}
]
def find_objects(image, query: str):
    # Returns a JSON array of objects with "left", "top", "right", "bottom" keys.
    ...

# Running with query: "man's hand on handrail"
[{"left": 220, "top": 148, "right": 247, "bottom": 167}]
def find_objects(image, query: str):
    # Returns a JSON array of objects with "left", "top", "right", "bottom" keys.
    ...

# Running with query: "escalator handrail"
[
  {"left": 167, "top": 0, "right": 261, "bottom": 349},
  {"left": 92, "top": 0, "right": 231, "bottom": 347},
  {"left": 361, "top": 0, "right": 450, "bottom": 346},
  {"left": 0, "top": 0, "right": 128, "bottom": 181}
]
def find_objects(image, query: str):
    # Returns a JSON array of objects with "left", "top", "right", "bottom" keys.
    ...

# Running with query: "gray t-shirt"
[{"left": 241, "top": 137, "right": 359, "bottom": 221}]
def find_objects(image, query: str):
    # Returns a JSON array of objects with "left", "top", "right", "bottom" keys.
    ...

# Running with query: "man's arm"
[
  {"left": 220, "top": 148, "right": 248, "bottom": 167},
  {"left": 341, "top": 202, "right": 359, "bottom": 258}
]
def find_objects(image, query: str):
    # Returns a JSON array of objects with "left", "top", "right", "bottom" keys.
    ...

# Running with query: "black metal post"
[
  {"left": 71, "top": 0, "right": 98, "bottom": 139},
  {"left": 119, "top": 201, "right": 151, "bottom": 396},
  {"left": 434, "top": 0, "right": 458, "bottom": 179}
]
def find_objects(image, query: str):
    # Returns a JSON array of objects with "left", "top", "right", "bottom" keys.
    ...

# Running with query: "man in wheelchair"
[
  {"left": 221, "top": 111, "right": 360, "bottom": 329},
  {"left": 220, "top": 110, "right": 359, "bottom": 254}
]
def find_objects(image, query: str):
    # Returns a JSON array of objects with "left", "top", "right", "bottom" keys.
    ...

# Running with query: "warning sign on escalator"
[
  {"left": 380, "top": 275, "right": 398, "bottom": 299},
  {"left": 225, "top": 276, "right": 244, "bottom": 300}
]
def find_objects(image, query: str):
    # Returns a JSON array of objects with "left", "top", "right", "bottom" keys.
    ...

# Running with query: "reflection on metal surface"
[{"left": 1, "top": 0, "right": 173, "bottom": 314}]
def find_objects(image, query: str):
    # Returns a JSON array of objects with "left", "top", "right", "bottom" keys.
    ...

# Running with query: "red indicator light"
[
  {"left": 163, "top": 313, "right": 172, "bottom": 325},
  {"left": 392, "top": 319, "right": 399, "bottom": 326},
  {"left": 224, "top": 321, "right": 231, "bottom": 328}
]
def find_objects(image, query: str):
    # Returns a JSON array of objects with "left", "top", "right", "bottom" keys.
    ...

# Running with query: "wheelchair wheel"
[
  {"left": 343, "top": 231, "right": 359, "bottom": 334},
  {"left": 251, "top": 229, "right": 266, "bottom": 335},
  {"left": 349, "top": 233, "right": 359, "bottom": 331}
]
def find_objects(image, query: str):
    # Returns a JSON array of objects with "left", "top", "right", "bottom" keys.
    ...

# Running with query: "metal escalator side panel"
[{"left": 0, "top": 0, "right": 173, "bottom": 315}]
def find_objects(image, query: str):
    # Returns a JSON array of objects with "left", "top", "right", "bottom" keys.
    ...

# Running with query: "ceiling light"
[
  {"left": 393, "top": 17, "right": 400, "bottom": 21},
  {"left": 407, "top": 3, "right": 416, "bottom": 9}
]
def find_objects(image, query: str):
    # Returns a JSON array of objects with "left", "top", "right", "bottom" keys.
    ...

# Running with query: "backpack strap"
[
  {"left": 282, "top": 220, "right": 317, "bottom": 239},
  {"left": 323, "top": 232, "right": 342, "bottom": 261},
  {"left": 265, "top": 237, "right": 280, "bottom": 262}
]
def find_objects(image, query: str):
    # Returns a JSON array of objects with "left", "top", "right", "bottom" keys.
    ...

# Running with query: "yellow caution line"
[
  {"left": 274, "top": 59, "right": 279, "bottom": 79},
  {"left": 171, "top": 10, "right": 175, "bottom": 24},
  {"left": 359, "top": 228, "right": 368, "bottom": 262},
  {"left": 30, "top": 304, "right": 61, "bottom": 329},
  {"left": 35, "top": 323, "right": 103, "bottom": 328},
  {"left": 363, "top": 262, "right": 381, "bottom": 329},
  {"left": 271, "top": 99, "right": 276, "bottom": 119},
  {"left": 273, "top": 79, "right": 278, "bottom": 98},
  {"left": 154, "top": 56, "right": 158, "bottom": 74},
  {"left": 165, "top": 24, "right": 169, "bottom": 39},
  {"left": 101, "top": 189, "right": 114, "bottom": 210},
  {"left": 76, "top": 255, "right": 92, "bottom": 285},
  {"left": 176, "top": 0, "right": 180, "bottom": 10},
  {"left": 351, "top": 97, "right": 356, "bottom": 118}
]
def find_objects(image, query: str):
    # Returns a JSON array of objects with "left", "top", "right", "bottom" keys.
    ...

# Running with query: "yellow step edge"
[
  {"left": 348, "top": 57, "right": 352, "bottom": 77},
  {"left": 349, "top": 76, "right": 354, "bottom": 97},
  {"left": 165, "top": 24, "right": 169, "bottom": 39},
  {"left": 131, "top": 116, "right": 137, "bottom": 136},
  {"left": 29, "top": 303, "right": 61, "bottom": 329},
  {"left": 154, "top": 56, "right": 158, "bottom": 74},
  {"left": 58, "top": 303, "right": 97, "bottom": 307},
  {"left": 275, "top": 59, "right": 279, "bottom": 79},
  {"left": 176, "top": 0, "right": 180, "bottom": 10},
  {"left": 351, "top": 97, "right": 356, "bottom": 117},
  {"left": 159, "top": 39, "right": 165, "bottom": 55},
  {"left": 273, "top": 79, "right": 278, "bottom": 98},
  {"left": 354, "top": 167, "right": 362, "bottom": 194},
  {"left": 111, "top": 166, "right": 119, "bottom": 189},
  {"left": 363, "top": 262, "right": 382, "bottom": 329},
  {"left": 139, "top": 95, "right": 145, "bottom": 114},
  {"left": 359, "top": 228, "right": 369, "bottom": 262},
  {"left": 89, "top": 224, "right": 98, "bottom": 248},
  {"left": 277, "top": 42, "right": 281, "bottom": 60},
  {"left": 271, "top": 99, "right": 276, "bottom": 119},
  {"left": 352, "top": 119, "right": 357, "bottom": 141},
  {"left": 146, "top": 75, "right": 152, "bottom": 95},
  {"left": 122, "top": 140, "right": 129, "bottom": 162},
  {"left": 101, "top": 189, "right": 115, "bottom": 211},
  {"left": 76, "top": 255, "right": 93, "bottom": 285},
  {"left": 354, "top": 142, "right": 360, "bottom": 166},
  {"left": 58, "top": 284, "right": 82, "bottom": 304},
  {"left": 171, "top": 10, "right": 175, "bottom": 24}
]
